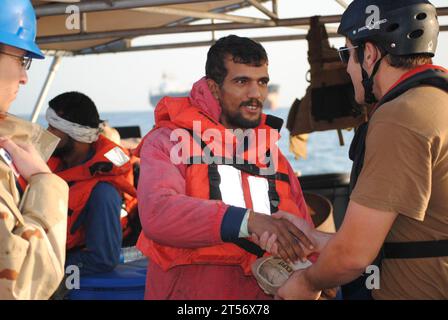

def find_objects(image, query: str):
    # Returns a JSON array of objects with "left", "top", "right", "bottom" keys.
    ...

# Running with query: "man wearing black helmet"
[{"left": 273, "top": 0, "right": 448, "bottom": 300}]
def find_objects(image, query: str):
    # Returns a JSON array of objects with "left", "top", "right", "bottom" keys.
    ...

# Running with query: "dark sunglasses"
[
  {"left": 0, "top": 51, "right": 33, "bottom": 70},
  {"left": 337, "top": 46, "right": 359, "bottom": 64}
]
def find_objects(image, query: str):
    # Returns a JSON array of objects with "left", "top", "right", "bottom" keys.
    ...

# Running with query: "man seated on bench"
[{"left": 46, "top": 92, "right": 137, "bottom": 275}]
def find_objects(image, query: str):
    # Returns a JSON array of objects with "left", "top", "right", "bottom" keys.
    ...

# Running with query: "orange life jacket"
[
  {"left": 120, "top": 148, "right": 140, "bottom": 241},
  {"left": 48, "top": 135, "right": 137, "bottom": 250},
  {"left": 136, "top": 97, "right": 308, "bottom": 275}
]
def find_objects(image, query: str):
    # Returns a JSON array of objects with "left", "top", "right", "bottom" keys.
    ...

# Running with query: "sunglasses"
[
  {"left": 0, "top": 51, "right": 33, "bottom": 70},
  {"left": 337, "top": 46, "right": 359, "bottom": 64}
]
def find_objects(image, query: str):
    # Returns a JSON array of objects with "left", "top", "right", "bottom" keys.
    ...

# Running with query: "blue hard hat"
[{"left": 0, "top": 0, "right": 44, "bottom": 59}]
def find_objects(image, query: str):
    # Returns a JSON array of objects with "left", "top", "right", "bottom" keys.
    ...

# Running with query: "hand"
[
  {"left": 251, "top": 231, "right": 279, "bottom": 255},
  {"left": 276, "top": 269, "right": 321, "bottom": 300},
  {"left": 252, "top": 210, "right": 327, "bottom": 259},
  {"left": 319, "top": 287, "right": 340, "bottom": 300},
  {"left": 0, "top": 137, "right": 51, "bottom": 181},
  {"left": 248, "top": 210, "right": 315, "bottom": 263},
  {"left": 273, "top": 211, "right": 331, "bottom": 253}
]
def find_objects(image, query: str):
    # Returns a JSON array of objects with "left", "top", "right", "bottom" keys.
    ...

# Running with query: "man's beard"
[
  {"left": 52, "top": 137, "right": 75, "bottom": 158},
  {"left": 222, "top": 99, "right": 263, "bottom": 129}
]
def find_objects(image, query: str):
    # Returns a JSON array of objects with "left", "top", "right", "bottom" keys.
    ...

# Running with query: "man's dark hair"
[
  {"left": 206, "top": 35, "right": 268, "bottom": 86},
  {"left": 49, "top": 91, "right": 100, "bottom": 128},
  {"left": 386, "top": 54, "right": 433, "bottom": 70},
  {"left": 353, "top": 42, "right": 433, "bottom": 70}
]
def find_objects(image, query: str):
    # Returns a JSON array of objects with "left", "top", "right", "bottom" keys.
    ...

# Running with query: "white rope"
[{"left": 45, "top": 107, "right": 104, "bottom": 143}]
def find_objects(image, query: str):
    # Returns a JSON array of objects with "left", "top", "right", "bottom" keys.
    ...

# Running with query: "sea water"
[{"left": 34, "top": 108, "right": 354, "bottom": 176}]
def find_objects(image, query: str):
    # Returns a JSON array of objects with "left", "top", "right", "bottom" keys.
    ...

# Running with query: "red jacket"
[{"left": 137, "top": 78, "right": 312, "bottom": 300}]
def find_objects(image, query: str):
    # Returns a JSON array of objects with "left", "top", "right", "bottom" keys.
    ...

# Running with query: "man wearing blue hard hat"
[{"left": 0, "top": 0, "right": 69, "bottom": 299}]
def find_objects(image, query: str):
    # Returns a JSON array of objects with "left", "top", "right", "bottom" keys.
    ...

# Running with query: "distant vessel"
[
  {"left": 149, "top": 89, "right": 189, "bottom": 108},
  {"left": 149, "top": 75, "right": 280, "bottom": 110},
  {"left": 265, "top": 84, "right": 279, "bottom": 110}
]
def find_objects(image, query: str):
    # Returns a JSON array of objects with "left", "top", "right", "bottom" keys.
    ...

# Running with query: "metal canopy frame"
[
  {"left": 32, "top": 0, "right": 277, "bottom": 120},
  {"left": 37, "top": 15, "right": 343, "bottom": 46},
  {"left": 35, "top": 0, "right": 219, "bottom": 16},
  {"left": 30, "top": 0, "right": 448, "bottom": 121},
  {"left": 77, "top": 1, "right": 267, "bottom": 59},
  {"left": 34, "top": 2, "right": 448, "bottom": 56}
]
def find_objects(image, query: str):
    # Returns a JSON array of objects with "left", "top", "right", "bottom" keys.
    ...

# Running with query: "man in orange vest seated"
[
  {"left": 136, "top": 35, "right": 318, "bottom": 300},
  {"left": 46, "top": 92, "right": 136, "bottom": 275}
]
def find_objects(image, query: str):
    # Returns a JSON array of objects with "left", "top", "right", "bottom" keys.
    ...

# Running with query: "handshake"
[
  {"left": 247, "top": 210, "right": 333, "bottom": 298},
  {"left": 247, "top": 210, "right": 327, "bottom": 263}
]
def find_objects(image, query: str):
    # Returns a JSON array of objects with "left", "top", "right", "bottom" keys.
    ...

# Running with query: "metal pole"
[
  {"left": 337, "top": 129, "right": 345, "bottom": 146},
  {"left": 335, "top": 0, "right": 349, "bottom": 9},
  {"left": 211, "top": 19, "right": 216, "bottom": 42},
  {"left": 272, "top": 0, "right": 278, "bottom": 16},
  {"left": 35, "top": 0, "right": 216, "bottom": 17},
  {"left": 81, "top": 12, "right": 88, "bottom": 33},
  {"left": 247, "top": 0, "right": 278, "bottom": 20},
  {"left": 30, "top": 56, "right": 63, "bottom": 123},
  {"left": 131, "top": 6, "right": 275, "bottom": 25},
  {"left": 165, "top": 0, "right": 258, "bottom": 27},
  {"left": 438, "top": 6, "right": 448, "bottom": 15}
]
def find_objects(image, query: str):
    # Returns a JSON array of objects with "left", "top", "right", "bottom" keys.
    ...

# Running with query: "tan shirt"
[
  {"left": 0, "top": 115, "right": 69, "bottom": 299},
  {"left": 351, "top": 86, "right": 448, "bottom": 300}
]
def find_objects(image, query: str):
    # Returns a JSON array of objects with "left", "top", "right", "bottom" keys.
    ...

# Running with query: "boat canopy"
[
  {"left": 28, "top": 1, "right": 448, "bottom": 121},
  {"left": 34, "top": 1, "right": 447, "bottom": 56}
]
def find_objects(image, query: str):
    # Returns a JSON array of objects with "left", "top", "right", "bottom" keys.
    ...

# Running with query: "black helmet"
[{"left": 338, "top": 0, "right": 439, "bottom": 57}]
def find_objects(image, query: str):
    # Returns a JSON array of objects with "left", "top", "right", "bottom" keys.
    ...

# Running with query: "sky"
[{"left": 10, "top": 0, "right": 448, "bottom": 116}]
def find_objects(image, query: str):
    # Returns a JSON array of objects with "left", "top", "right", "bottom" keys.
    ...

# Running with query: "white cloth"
[{"left": 45, "top": 107, "right": 104, "bottom": 143}]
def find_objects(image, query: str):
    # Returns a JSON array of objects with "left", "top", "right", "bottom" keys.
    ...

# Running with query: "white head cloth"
[{"left": 46, "top": 107, "right": 104, "bottom": 143}]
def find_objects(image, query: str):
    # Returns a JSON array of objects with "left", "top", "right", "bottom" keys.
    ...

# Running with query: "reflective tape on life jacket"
[
  {"left": 136, "top": 97, "right": 308, "bottom": 275},
  {"left": 48, "top": 135, "right": 137, "bottom": 250}
]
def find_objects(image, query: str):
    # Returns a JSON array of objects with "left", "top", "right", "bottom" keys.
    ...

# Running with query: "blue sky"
[{"left": 11, "top": 0, "right": 448, "bottom": 116}]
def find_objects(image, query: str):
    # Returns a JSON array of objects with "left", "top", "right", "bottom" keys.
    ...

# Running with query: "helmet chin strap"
[{"left": 357, "top": 44, "right": 386, "bottom": 104}]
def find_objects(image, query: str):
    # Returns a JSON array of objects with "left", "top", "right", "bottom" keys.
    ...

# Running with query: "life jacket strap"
[
  {"left": 185, "top": 128, "right": 290, "bottom": 256},
  {"left": 208, "top": 164, "right": 222, "bottom": 200},
  {"left": 89, "top": 161, "right": 113, "bottom": 176},
  {"left": 232, "top": 238, "right": 265, "bottom": 258},
  {"left": 383, "top": 240, "right": 448, "bottom": 259},
  {"left": 267, "top": 178, "right": 280, "bottom": 213}
]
